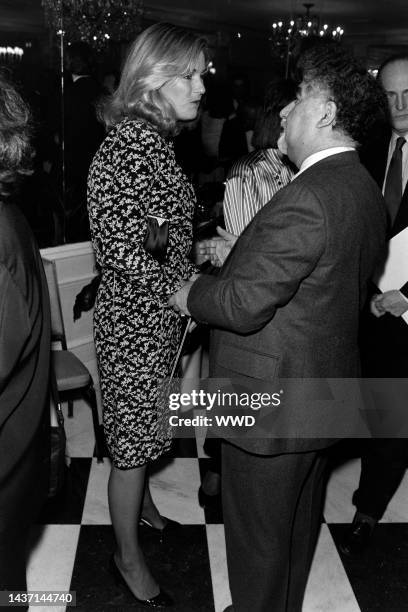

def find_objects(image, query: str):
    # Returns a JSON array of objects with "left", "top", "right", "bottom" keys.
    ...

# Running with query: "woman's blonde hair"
[{"left": 100, "top": 22, "right": 208, "bottom": 135}]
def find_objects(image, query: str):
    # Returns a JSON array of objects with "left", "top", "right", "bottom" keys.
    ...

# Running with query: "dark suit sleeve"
[
  {"left": 0, "top": 265, "right": 30, "bottom": 419},
  {"left": 188, "top": 184, "right": 325, "bottom": 333}
]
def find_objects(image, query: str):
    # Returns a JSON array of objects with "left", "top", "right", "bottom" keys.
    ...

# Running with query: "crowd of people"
[
  {"left": 11, "top": 36, "right": 279, "bottom": 247},
  {"left": 1, "top": 19, "right": 408, "bottom": 612}
]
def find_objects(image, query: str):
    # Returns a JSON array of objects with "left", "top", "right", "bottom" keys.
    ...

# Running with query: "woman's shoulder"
[
  {"left": 114, "top": 117, "right": 163, "bottom": 142},
  {"left": 103, "top": 118, "right": 168, "bottom": 161}
]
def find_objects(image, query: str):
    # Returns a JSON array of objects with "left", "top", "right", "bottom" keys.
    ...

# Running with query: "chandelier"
[
  {"left": 270, "top": 3, "right": 344, "bottom": 70},
  {"left": 42, "top": 0, "right": 145, "bottom": 49},
  {"left": 0, "top": 46, "right": 24, "bottom": 63}
]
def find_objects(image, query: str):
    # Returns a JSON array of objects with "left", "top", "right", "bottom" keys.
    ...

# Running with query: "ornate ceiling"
[{"left": 1, "top": 0, "right": 407, "bottom": 45}]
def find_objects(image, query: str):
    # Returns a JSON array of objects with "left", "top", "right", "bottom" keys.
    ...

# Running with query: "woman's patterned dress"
[{"left": 88, "top": 118, "right": 196, "bottom": 468}]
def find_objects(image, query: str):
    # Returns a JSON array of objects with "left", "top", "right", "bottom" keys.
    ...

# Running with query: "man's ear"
[{"left": 318, "top": 100, "right": 337, "bottom": 128}]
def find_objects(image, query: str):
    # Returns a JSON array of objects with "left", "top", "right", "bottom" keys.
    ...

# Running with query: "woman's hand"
[{"left": 196, "top": 226, "right": 238, "bottom": 267}]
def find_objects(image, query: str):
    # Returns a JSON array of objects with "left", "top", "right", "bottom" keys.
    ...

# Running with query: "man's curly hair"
[
  {"left": 297, "top": 43, "right": 390, "bottom": 147},
  {"left": 0, "top": 72, "right": 33, "bottom": 199}
]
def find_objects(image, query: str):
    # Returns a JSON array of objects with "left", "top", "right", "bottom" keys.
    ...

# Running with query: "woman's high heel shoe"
[
  {"left": 109, "top": 554, "right": 174, "bottom": 608},
  {"left": 139, "top": 516, "right": 181, "bottom": 544},
  {"left": 139, "top": 516, "right": 181, "bottom": 532}
]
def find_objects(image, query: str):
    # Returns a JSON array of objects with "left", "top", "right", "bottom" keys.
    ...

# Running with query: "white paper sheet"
[{"left": 373, "top": 226, "right": 408, "bottom": 324}]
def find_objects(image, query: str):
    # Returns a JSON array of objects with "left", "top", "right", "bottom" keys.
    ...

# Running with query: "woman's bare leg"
[
  {"left": 108, "top": 464, "right": 159, "bottom": 599},
  {"left": 141, "top": 480, "right": 166, "bottom": 529}
]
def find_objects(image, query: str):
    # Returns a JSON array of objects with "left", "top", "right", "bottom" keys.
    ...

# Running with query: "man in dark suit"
[
  {"left": 340, "top": 54, "right": 408, "bottom": 557},
  {"left": 169, "top": 45, "right": 388, "bottom": 611}
]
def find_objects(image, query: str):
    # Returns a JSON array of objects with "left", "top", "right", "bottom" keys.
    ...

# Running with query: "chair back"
[{"left": 42, "top": 258, "right": 67, "bottom": 348}]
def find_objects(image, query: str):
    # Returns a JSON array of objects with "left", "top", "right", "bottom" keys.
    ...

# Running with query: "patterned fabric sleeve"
[{"left": 89, "top": 123, "right": 193, "bottom": 300}]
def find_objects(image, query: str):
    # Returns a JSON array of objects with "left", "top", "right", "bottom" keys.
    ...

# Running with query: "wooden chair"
[{"left": 42, "top": 258, "right": 104, "bottom": 462}]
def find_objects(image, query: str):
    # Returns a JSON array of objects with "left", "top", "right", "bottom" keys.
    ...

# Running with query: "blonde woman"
[{"left": 88, "top": 23, "right": 207, "bottom": 607}]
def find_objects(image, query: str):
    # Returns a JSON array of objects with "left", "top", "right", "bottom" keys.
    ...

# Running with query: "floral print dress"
[{"left": 88, "top": 118, "right": 196, "bottom": 468}]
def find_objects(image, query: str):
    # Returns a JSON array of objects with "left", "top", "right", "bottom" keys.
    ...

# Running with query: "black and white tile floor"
[{"left": 27, "top": 399, "right": 408, "bottom": 612}]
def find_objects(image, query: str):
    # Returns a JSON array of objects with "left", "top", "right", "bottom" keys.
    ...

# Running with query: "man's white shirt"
[{"left": 292, "top": 147, "right": 355, "bottom": 180}]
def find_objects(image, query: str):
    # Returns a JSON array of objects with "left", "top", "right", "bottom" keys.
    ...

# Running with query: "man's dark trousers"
[{"left": 222, "top": 442, "right": 327, "bottom": 612}]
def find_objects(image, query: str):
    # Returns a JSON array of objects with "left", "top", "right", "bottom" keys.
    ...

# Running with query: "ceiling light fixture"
[{"left": 270, "top": 3, "right": 344, "bottom": 75}]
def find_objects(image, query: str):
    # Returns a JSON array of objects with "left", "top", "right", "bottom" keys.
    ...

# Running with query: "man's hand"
[
  {"left": 196, "top": 226, "right": 238, "bottom": 267},
  {"left": 168, "top": 281, "right": 194, "bottom": 316},
  {"left": 371, "top": 290, "right": 408, "bottom": 318}
]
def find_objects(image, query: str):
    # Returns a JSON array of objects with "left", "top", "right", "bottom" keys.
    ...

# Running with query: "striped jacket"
[{"left": 223, "top": 148, "right": 294, "bottom": 235}]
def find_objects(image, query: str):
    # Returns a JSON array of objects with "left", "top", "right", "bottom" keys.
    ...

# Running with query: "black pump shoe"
[
  {"left": 139, "top": 516, "right": 181, "bottom": 533},
  {"left": 109, "top": 555, "right": 174, "bottom": 608}
]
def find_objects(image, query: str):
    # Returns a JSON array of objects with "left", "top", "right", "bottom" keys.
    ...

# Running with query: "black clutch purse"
[{"left": 143, "top": 215, "right": 169, "bottom": 265}]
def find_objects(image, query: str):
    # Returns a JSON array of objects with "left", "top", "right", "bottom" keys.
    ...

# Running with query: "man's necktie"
[{"left": 384, "top": 136, "right": 406, "bottom": 226}]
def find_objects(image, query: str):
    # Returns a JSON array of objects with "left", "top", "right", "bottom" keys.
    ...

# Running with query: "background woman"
[
  {"left": 197, "top": 79, "right": 297, "bottom": 270},
  {"left": 0, "top": 73, "right": 51, "bottom": 596},
  {"left": 223, "top": 78, "right": 297, "bottom": 236},
  {"left": 88, "top": 23, "right": 207, "bottom": 607}
]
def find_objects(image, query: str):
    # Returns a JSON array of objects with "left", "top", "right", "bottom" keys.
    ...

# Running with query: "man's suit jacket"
[
  {"left": 188, "top": 151, "right": 387, "bottom": 455},
  {"left": 361, "top": 128, "right": 408, "bottom": 239}
]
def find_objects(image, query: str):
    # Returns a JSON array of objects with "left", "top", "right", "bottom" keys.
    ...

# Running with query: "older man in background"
[{"left": 341, "top": 53, "right": 408, "bottom": 557}]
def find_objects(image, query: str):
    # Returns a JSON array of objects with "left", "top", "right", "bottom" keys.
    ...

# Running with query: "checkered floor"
[{"left": 26, "top": 399, "right": 408, "bottom": 612}]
